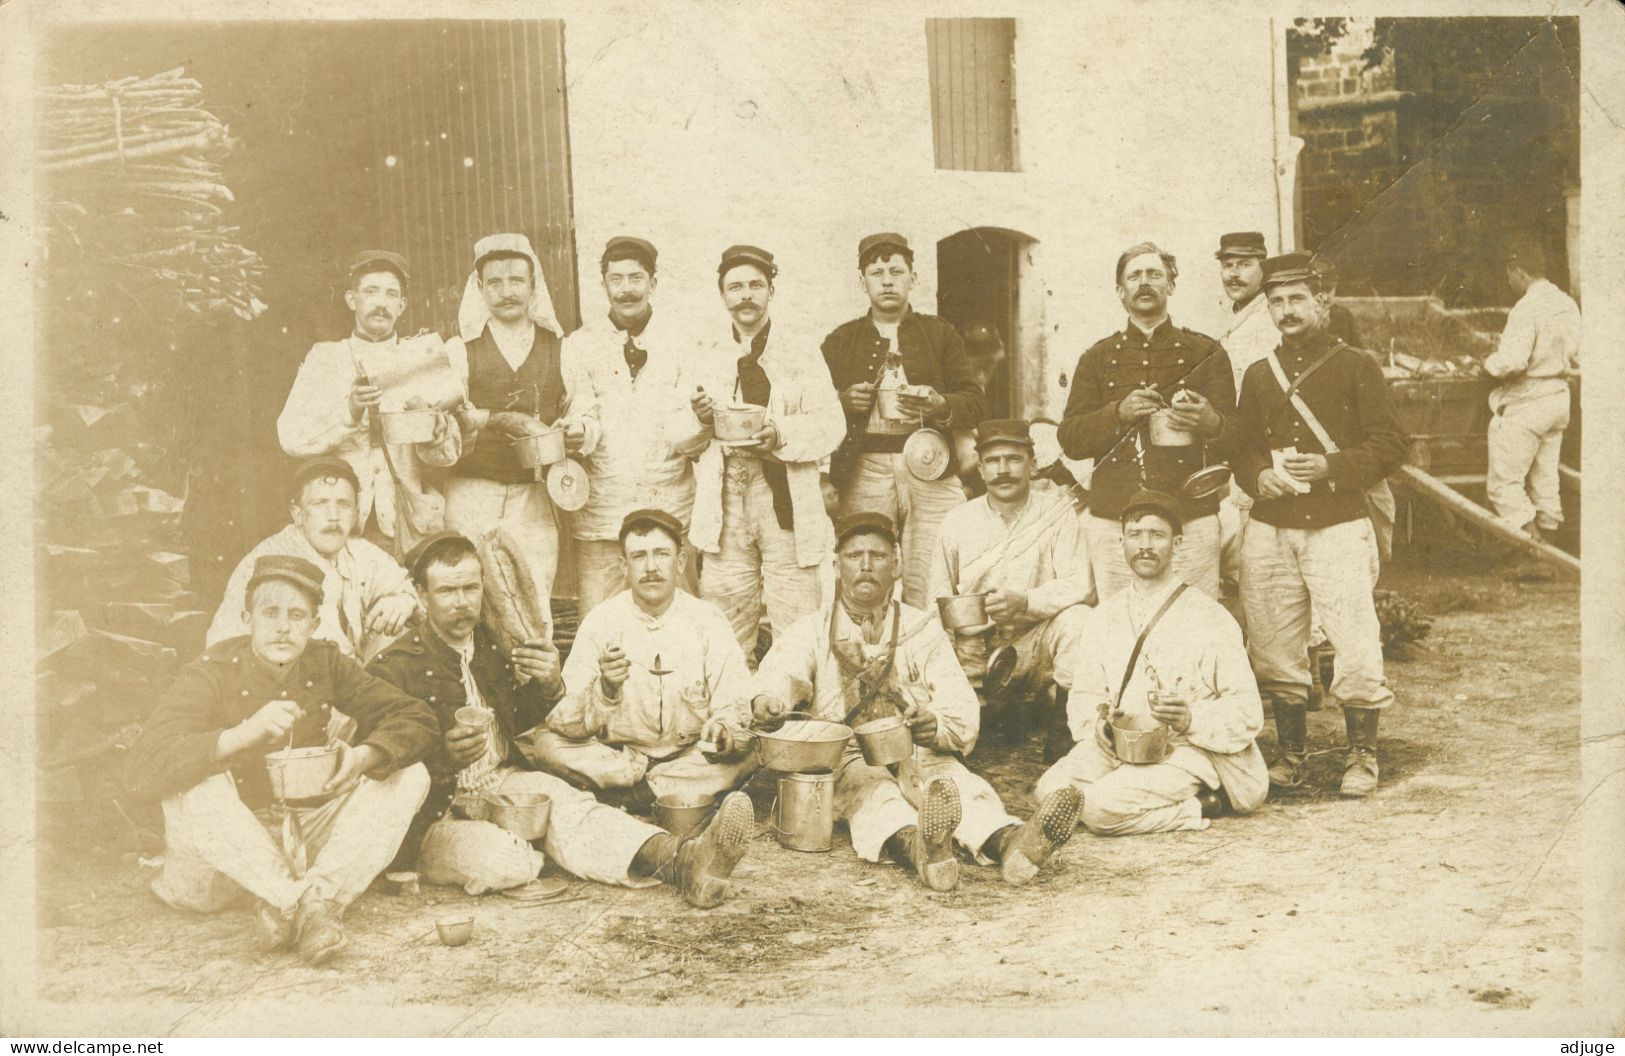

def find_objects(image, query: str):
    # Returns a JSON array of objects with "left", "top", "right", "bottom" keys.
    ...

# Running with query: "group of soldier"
[{"left": 128, "top": 226, "right": 1425, "bottom": 967}]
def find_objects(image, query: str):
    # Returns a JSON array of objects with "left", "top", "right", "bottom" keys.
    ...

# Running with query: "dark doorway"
[{"left": 935, "top": 227, "right": 1034, "bottom": 420}]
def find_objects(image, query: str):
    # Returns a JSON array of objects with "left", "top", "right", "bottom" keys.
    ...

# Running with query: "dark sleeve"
[
  {"left": 124, "top": 664, "right": 235, "bottom": 799},
  {"left": 1326, "top": 353, "right": 1410, "bottom": 491},
  {"left": 1055, "top": 347, "right": 1122, "bottom": 460},
  {"left": 821, "top": 326, "right": 865, "bottom": 429},
  {"left": 332, "top": 651, "right": 440, "bottom": 774},
  {"left": 1191, "top": 337, "right": 1239, "bottom": 461},
  {"left": 1331, "top": 305, "right": 1363, "bottom": 349},
  {"left": 366, "top": 650, "right": 461, "bottom": 786},
  {"left": 934, "top": 321, "right": 985, "bottom": 430},
  {"left": 1233, "top": 363, "right": 1274, "bottom": 500}
]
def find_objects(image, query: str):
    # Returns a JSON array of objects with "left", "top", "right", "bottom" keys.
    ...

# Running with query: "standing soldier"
[
  {"left": 563, "top": 236, "right": 702, "bottom": 614},
  {"left": 278, "top": 250, "right": 461, "bottom": 557},
  {"left": 441, "top": 233, "right": 595, "bottom": 647},
  {"left": 1234, "top": 253, "right": 1409, "bottom": 797},
  {"left": 1057, "top": 242, "right": 1235, "bottom": 601},
  {"left": 677, "top": 245, "right": 846, "bottom": 657},
  {"left": 821, "top": 233, "right": 985, "bottom": 608}
]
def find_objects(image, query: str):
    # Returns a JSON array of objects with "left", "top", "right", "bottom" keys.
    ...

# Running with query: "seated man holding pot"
[
  {"left": 928, "top": 419, "right": 1095, "bottom": 709},
  {"left": 524, "top": 509, "right": 758, "bottom": 808},
  {"left": 369, "top": 532, "right": 755, "bottom": 908},
  {"left": 749, "top": 512, "right": 1082, "bottom": 891},
  {"left": 1036, "top": 491, "right": 1268, "bottom": 835},
  {"left": 126, "top": 555, "right": 439, "bottom": 966}
]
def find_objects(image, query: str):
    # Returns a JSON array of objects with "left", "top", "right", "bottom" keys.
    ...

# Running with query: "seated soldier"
[
  {"left": 750, "top": 512, "right": 1082, "bottom": 891},
  {"left": 1036, "top": 491, "right": 1269, "bottom": 834},
  {"left": 523, "top": 509, "right": 757, "bottom": 808},
  {"left": 368, "top": 532, "right": 755, "bottom": 907},
  {"left": 928, "top": 419, "right": 1094, "bottom": 710},
  {"left": 208, "top": 457, "right": 419, "bottom": 662},
  {"left": 125, "top": 555, "right": 438, "bottom": 965}
]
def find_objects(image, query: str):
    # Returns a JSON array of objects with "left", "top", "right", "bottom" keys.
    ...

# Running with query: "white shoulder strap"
[{"left": 1265, "top": 349, "right": 1341, "bottom": 455}]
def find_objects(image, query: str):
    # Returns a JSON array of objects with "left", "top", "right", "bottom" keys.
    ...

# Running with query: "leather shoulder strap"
[{"left": 1115, "top": 583, "right": 1188, "bottom": 709}]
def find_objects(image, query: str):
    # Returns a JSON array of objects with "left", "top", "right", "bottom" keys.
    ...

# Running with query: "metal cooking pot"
[
  {"left": 936, "top": 592, "right": 989, "bottom": 631},
  {"left": 755, "top": 718, "right": 852, "bottom": 773},
  {"left": 852, "top": 715, "right": 914, "bottom": 767},
  {"left": 265, "top": 745, "right": 341, "bottom": 800},
  {"left": 713, "top": 404, "right": 768, "bottom": 442},
  {"left": 1110, "top": 713, "right": 1172, "bottom": 765},
  {"left": 876, "top": 387, "right": 909, "bottom": 422},
  {"left": 1147, "top": 409, "right": 1197, "bottom": 447},
  {"left": 772, "top": 771, "right": 835, "bottom": 852},
  {"left": 485, "top": 791, "right": 552, "bottom": 842},
  {"left": 652, "top": 793, "right": 716, "bottom": 840},
  {"left": 512, "top": 426, "right": 567, "bottom": 467}
]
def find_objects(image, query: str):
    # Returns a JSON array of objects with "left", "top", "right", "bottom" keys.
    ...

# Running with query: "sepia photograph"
[{"left": 1, "top": 0, "right": 1621, "bottom": 1038}]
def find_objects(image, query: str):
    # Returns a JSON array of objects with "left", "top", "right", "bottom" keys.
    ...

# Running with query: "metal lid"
[{"left": 546, "top": 459, "right": 590, "bottom": 511}]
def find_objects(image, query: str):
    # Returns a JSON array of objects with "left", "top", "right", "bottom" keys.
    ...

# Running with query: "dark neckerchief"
[
  {"left": 612, "top": 308, "right": 653, "bottom": 378},
  {"left": 729, "top": 321, "right": 793, "bottom": 531}
]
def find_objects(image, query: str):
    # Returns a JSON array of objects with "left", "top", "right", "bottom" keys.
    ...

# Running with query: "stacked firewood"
[{"left": 41, "top": 67, "right": 267, "bottom": 320}]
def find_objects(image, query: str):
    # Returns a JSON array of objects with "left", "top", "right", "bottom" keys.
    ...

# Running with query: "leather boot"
[
  {"left": 1267, "top": 697, "right": 1308, "bottom": 789},
  {"left": 889, "top": 779, "right": 961, "bottom": 891},
  {"left": 668, "top": 791, "right": 754, "bottom": 908},
  {"left": 1043, "top": 687, "right": 1075, "bottom": 765},
  {"left": 294, "top": 893, "right": 347, "bottom": 966},
  {"left": 1340, "top": 707, "right": 1380, "bottom": 797}
]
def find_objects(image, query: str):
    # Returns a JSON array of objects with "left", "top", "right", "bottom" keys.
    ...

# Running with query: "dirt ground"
[{"left": 26, "top": 546, "right": 1591, "bottom": 1036}]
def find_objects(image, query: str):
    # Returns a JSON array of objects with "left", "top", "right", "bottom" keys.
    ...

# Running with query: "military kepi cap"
[
  {"left": 1120, "top": 488, "right": 1184, "bottom": 534},
  {"left": 619, "top": 508, "right": 686, "bottom": 546},
  {"left": 1260, "top": 251, "right": 1317, "bottom": 289},
  {"left": 290, "top": 456, "right": 360, "bottom": 500},
  {"left": 834, "top": 511, "right": 897, "bottom": 547},
  {"left": 1215, "top": 232, "right": 1268, "bottom": 260},
  {"left": 348, "top": 249, "right": 409, "bottom": 283},
  {"left": 717, "top": 244, "right": 777, "bottom": 278},
  {"left": 974, "top": 418, "right": 1034, "bottom": 453},
  {"left": 404, "top": 530, "right": 475, "bottom": 581},
  {"left": 246, "top": 554, "right": 326, "bottom": 607},
  {"left": 858, "top": 232, "right": 911, "bottom": 265},
  {"left": 602, "top": 235, "right": 658, "bottom": 272}
]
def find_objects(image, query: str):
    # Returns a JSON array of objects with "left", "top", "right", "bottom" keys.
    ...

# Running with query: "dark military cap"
[
  {"left": 403, "top": 530, "right": 476, "bottom": 583},
  {"left": 602, "top": 235, "right": 658, "bottom": 273},
  {"left": 619, "top": 508, "right": 687, "bottom": 547},
  {"left": 1260, "top": 252, "right": 1317, "bottom": 289},
  {"left": 246, "top": 554, "right": 326, "bottom": 607},
  {"left": 717, "top": 244, "right": 778, "bottom": 279},
  {"left": 290, "top": 456, "right": 360, "bottom": 501},
  {"left": 1215, "top": 232, "right": 1269, "bottom": 260},
  {"left": 834, "top": 511, "right": 898, "bottom": 547},
  {"left": 974, "top": 418, "right": 1034, "bottom": 453},
  {"left": 963, "top": 322, "right": 1003, "bottom": 349},
  {"left": 1120, "top": 488, "right": 1184, "bottom": 534},
  {"left": 857, "top": 232, "right": 911, "bottom": 267},
  {"left": 348, "top": 249, "right": 409, "bottom": 284}
]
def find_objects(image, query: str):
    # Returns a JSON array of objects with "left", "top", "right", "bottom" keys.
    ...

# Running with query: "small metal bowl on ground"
[
  {"left": 852, "top": 716, "right": 913, "bottom": 767},
  {"left": 652, "top": 793, "right": 716, "bottom": 840},
  {"left": 713, "top": 404, "right": 768, "bottom": 441},
  {"left": 379, "top": 408, "right": 440, "bottom": 445},
  {"left": 485, "top": 791, "right": 552, "bottom": 842},
  {"left": 434, "top": 915, "right": 475, "bottom": 947},
  {"left": 1111, "top": 714, "right": 1172, "bottom": 765},
  {"left": 937, "top": 592, "right": 990, "bottom": 631},
  {"left": 755, "top": 718, "right": 852, "bottom": 773}
]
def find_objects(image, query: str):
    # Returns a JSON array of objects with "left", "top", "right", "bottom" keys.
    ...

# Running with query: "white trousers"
[
  {"left": 417, "top": 767, "right": 666, "bottom": 892},
  {"left": 840, "top": 453, "right": 966, "bottom": 609},
  {"left": 1086, "top": 513, "right": 1222, "bottom": 603},
  {"left": 950, "top": 604, "right": 1087, "bottom": 692},
  {"left": 1240, "top": 518, "right": 1394, "bottom": 709},
  {"left": 152, "top": 765, "right": 430, "bottom": 914},
  {"left": 445, "top": 476, "right": 558, "bottom": 632},
  {"left": 1035, "top": 738, "right": 1211, "bottom": 835},
  {"left": 700, "top": 461, "right": 823, "bottom": 657},
  {"left": 520, "top": 729, "right": 756, "bottom": 801},
  {"left": 835, "top": 745, "right": 1017, "bottom": 864},
  {"left": 1487, "top": 391, "right": 1570, "bottom": 531}
]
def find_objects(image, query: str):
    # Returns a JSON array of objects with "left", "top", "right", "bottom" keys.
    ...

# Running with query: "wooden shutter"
[{"left": 926, "top": 18, "right": 1019, "bottom": 172}]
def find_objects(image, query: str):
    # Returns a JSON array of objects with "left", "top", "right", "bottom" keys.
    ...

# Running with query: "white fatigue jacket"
[
  {"left": 560, "top": 312, "right": 700, "bottom": 542},
  {"left": 550, "top": 590, "right": 753, "bottom": 758},
  {"left": 928, "top": 482, "right": 1095, "bottom": 625},
  {"left": 674, "top": 325, "right": 846, "bottom": 568},
  {"left": 1215, "top": 295, "right": 1278, "bottom": 395},
  {"left": 751, "top": 600, "right": 981, "bottom": 757},
  {"left": 206, "top": 524, "right": 417, "bottom": 659},
  {"left": 277, "top": 332, "right": 462, "bottom": 542},
  {"left": 1484, "top": 279, "right": 1580, "bottom": 413},
  {"left": 1067, "top": 578, "right": 1265, "bottom": 804}
]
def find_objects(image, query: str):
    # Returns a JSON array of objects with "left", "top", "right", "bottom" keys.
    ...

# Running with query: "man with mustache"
[
  {"left": 208, "top": 457, "right": 419, "bottom": 661},
  {"left": 675, "top": 245, "right": 845, "bottom": 657},
  {"left": 524, "top": 510, "right": 758, "bottom": 806},
  {"left": 927, "top": 419, "right": 1094, "bottom": 725},
  {"left": 368, "top": 532, "right": 755, "bottom": 907},
  {"left": 1235, "top": 253, "right": 1408, "bottom": 797},
  {"left": 1035, "top": 491, "right": 1268, "bottom": 833},
  {"left": 279, "top": 251, "right": 461, "bottom": 556},
  {"left": 1058, "top": 242, "right": 1235, "bottom": 602},
  {"left": 750, "top": 512, "right": 1081, "bottom": 890},
  {"left": 563, "top": 236, "right": 703, "bottom": 615},
  {"left": 127, "top": 554, "right": 438, "bottom": 965},
  {"left": 442, "top": 233, "right": 596, "bottom": 647},
  {"left": 821, "top": 233, "right": 985, "bottom": 609}
]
